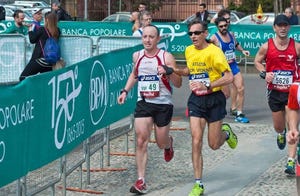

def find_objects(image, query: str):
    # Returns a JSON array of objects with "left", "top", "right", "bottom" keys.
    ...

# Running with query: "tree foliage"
[
  {"left": 130, "top": 0, "right": 163, "bottom": 13},
  {"left": 228, "top": 0, "right": 292, "bottom": 14}
]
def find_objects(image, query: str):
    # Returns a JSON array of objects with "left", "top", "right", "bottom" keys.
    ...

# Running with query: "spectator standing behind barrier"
[
  {"left": 195, "top": 3, "right": 210, "bottom": 23},
  {"left": 0, "top": 5, "right": 5, "bottom": 21},
  {"left": 19, "top": 12, "right": 61, "bottom": 81},
  {"left": 164, "top": 20, "right": 237, "bottom": 196},
  {"left": 210, "top": 16, "right": 250, "bottom": 123},
  {"left": 254, "top": 14, "right": 300, "bottom": 176},
  {"left": 132, "top": 11, "right": 152, "bottom": 37},
  {"left": 130, "top": 11, "right": 140, "bottom": 33},
  {"left": 210, "top": 4, "right": 224, "bottom": 23},
  {"left": 138, "top": 2, "right": 147, "bottom": 12},
  {"left": 284, "top": 7, "right": 298, "bottom": 25},
  {"left": 1, "top": 9, "right": 28, "bottom": 35},
  {"left": 31, "top": 8, "right": 44, "bottom": 32},
  {"left": 51, "top": 1, "right": 72, "bottom": 21},
  {"left": 118, "top": 25, "right": 182, "bottom": 194}
]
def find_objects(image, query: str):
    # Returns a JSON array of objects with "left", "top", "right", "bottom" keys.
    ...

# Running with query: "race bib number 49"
[{"left": 138, "top": 75, "right": 160, "bottom": 98}]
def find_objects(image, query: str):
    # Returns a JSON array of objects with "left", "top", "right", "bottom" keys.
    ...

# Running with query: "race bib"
[
  {"left": 138, "top": 75, "right": 160, "bottom": 98},
  {"left": 272, "top": 70, "right": 293, "bottom": 91},
  {"left": 189, "top": 73, "right": 211, "bottom": 96},
  {"left": 224, "top": 50, "right": 236, "bottom": 63}
]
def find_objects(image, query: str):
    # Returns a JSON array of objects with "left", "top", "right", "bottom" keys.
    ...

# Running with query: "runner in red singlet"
[{"left": 255, "top": 14, "right": 300, "bottom": 176}]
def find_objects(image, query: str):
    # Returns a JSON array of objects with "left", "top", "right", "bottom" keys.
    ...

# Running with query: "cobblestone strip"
[{"left": 1, "top": 121, "right": 297, "bottom": 196}]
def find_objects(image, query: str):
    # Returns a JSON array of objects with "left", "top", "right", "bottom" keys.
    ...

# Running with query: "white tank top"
[{"left": 135, "top": 49, "right": 173, "bottom": 105}]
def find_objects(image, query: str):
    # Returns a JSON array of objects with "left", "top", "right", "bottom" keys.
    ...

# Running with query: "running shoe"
[
  {"left": 189, "top": 183, "right": 204, "bottom": 196},
  {"left": 277, "top": 130, "right": 286, "bottom": 150},
  {"left": 222, "top": 123, "right": 238, "bottom": 149},
  {"left": 129, "top": 179, "right": 147, "bottom": 194},
  {"left": 164, "top": 136, "right": 174, "bottom": 162},
  {"left": 230, "top": 108, "right": 237, "bottom": 116},
  {"left": 235, "top": 113, "right": 250, "bottom": 123},
  {"left": 285, "top": 159, "right": 296, "bottom": 176}
]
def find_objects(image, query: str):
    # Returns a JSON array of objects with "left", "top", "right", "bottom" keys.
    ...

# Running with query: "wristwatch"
[
  {"left": 259, "top": 71, "right": 266, "bottom": 79},
  {"left": 205, "top": 83, "right": 211, "bottom": 90}
]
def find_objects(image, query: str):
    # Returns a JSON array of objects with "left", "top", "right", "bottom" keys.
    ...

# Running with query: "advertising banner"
[{"left": 0, "top": 45, "right": 139, "bottom": 187}]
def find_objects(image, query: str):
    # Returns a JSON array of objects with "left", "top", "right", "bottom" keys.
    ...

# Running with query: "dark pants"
[{"left": 20, "top": 58, "right": 52, "bottom": 81}]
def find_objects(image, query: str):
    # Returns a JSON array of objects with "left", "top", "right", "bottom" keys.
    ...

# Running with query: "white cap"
[{"left": 32, "top": 8, "right": 44, "bottom": 16}]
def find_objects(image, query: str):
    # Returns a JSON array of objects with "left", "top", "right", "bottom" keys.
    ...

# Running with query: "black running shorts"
[
  {"left": 134, "top": 100, "right": 173, "bottom": 127},
  {"left": 187, "top": 91, "right": 227, "bottom": 123},
  {"left": 267, "top": 89, "right": 289, "bottom": 112}
]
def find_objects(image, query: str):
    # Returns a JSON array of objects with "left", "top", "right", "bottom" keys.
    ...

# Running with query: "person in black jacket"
[
  {"left": 19, "top": 12, "right": 61, "bottom": 81},
  {"left": 195, "top": 3, "right": 210, "bottom": 23},
  {"left": 51, "top": 1, "right": 72, "bottom": 21}
]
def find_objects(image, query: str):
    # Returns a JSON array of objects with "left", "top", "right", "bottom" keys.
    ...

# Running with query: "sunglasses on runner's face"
[
  {"left": 188, "top": 30, "right": 205, "bottom": 36},
  {"left": 218, "top": 24, "right": 228, "bottom": 28}
]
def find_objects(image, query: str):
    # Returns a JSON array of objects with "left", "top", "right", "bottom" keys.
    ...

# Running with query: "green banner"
[
  {"left": 1, "top": 20, "right": 299, "bottom": 57},
  {"left": 0, "top": 45, "right": 140, "bottom": 187},
  {"left": 54, "top": 22, "right": 300, "bottom": 57}
]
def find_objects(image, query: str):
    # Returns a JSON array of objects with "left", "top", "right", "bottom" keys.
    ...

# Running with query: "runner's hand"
[{"left": 287, "top": 130, "right": 299, "bottom": 145}]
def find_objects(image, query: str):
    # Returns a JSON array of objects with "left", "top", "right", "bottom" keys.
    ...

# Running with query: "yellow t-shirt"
[{"left": 185, "top": 43, "right": 231, "bottom": 92}]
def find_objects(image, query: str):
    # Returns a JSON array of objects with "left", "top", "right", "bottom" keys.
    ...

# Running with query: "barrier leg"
[
  {"left": 61, "top": 156, "right": 67, "bottom": 196},
  {"left": 105, "top": 126, "right": 110, "bottom": 166},
  {"left": 84, "top": 139, "right": 91, "bottom": 185}
]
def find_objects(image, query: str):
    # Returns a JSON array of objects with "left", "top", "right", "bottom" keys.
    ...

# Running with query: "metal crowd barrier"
[
  {"left": 0, "top": 34, "right": 138, "bottom": 195},
  {"left": 0, "top": 34, "right": 95, "bottom": 84},
  {"left": 97, "top": 36, "right": 142, "bottom": 55},
  {"left": 1, "top": 116, "right": 134, "bottom": 196},
  {"left": 0, "top": 34, "right": 26, "bottom": 84}
]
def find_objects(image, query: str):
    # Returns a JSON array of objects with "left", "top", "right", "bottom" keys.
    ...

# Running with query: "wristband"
[
  {"left": 162, "top": 65, "right": 174, "bottom": 75},
  {"left": 120, "top": 89, "right": 128, "bottom": 95},
  {"left": 259, "top": 71, "right": 266, "bottom": 79}
]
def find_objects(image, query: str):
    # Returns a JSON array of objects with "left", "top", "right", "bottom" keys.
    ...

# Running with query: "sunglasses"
[
  {"left": 188, "top": 30, "right": 205, "bottom": 36},
  {"left": 224, "top": 17, "right": 230, "bottom": 21},
  {"left": 218, "top": 24, "right": 228, "bottom": 28}
]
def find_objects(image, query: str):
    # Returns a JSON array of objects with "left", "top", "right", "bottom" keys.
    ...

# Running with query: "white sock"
[
  {"left": 287, "top": 157, "right": 295, "bottom": 162},
  {"left": 138, "top": 177, "right": 145, "bottom": 183},
  {"left": 195, "top": 178, "right": 203, "bottom": 186},
  {"left": 278, "top": 130, "right": 285, "bottom": 135}
]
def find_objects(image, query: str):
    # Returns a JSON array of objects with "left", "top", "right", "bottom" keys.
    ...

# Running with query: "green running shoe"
[
  {"left": 189, "top": 183, "right": 204, "bottom": 196},
  {"left": 222, "top": 123, "right": 238, "bottom": 149},
  {"left": 277, "top": 130, "right": 286, "bottom": 150},
  {"left": 285, "top": 159, "right": 295, "bottom": 176},
  {"left": 230, "top": 108, "right": 237, "bottom": 116}
]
